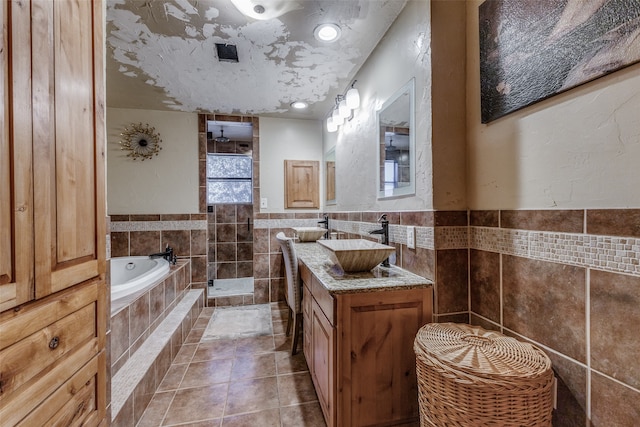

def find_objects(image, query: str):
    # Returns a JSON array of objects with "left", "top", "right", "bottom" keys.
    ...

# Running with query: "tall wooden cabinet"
[{"left": 1, "top": 0, "right": 107, "bottom": 425}]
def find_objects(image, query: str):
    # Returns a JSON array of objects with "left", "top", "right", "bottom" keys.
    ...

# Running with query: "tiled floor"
[{"left": 136, "top": 303, "right": 327, "bottom": 427}]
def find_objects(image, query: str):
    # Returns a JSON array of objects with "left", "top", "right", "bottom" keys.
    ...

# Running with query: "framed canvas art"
[{"left": 479, "top": 0, "right": 640, "bottom": 123}]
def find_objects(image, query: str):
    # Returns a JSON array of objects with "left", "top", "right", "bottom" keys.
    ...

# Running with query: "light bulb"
[
  {"left": 332, "top": 108, "right": 344, "bottom": 125},
  {"left": 326, "top": 117, "right": 338, "bottom": 133},
  {"left": 338, "top": 99, "right": 350, "bottom": 119},
  {"left": 346, "top": 87, "right": 360, "bottom": 109}
]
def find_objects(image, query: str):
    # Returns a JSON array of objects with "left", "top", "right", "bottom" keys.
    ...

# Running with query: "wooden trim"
[
  {"left": 31, "top": 0, "right": 56, "bottom": 297},
  {"left": 0, "top": 0, "right": 36, "bottom": 312}
]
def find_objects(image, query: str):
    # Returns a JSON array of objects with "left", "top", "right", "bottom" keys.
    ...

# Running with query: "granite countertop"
[{"left": 295, "top": 242, "right": 433, "bottom": 295}]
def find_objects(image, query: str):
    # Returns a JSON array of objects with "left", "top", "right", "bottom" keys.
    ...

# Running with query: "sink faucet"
[
  {"left": 369, "top": 214, "right": 390, "bottom": 267},
  {"left": 318, "top": 214, "right": 329, "bottom": 239},
  {"left": 150, "top": 245, "right": 176, "bottom": 265}
]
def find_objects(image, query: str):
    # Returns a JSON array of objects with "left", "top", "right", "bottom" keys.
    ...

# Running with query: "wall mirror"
[
  {"left": 325, "top": 148, "right": 336, "bottom": 205},
  {"left": 377, "top": 78, "right": 415, "bottom": 199}
]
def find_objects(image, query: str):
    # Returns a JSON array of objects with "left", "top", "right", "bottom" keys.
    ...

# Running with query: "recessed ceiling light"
[
  {"left": 290, "top": 101, "right": 308, "bottom": 109},
  {"left": 314, "top": 23, "right": 341, "bottom": 42}
]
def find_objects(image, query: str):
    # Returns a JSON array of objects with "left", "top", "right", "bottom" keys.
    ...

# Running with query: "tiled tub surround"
[
  {"left": 111, "top": 260, "right": 191, "bottom": 375},
  {"left": 110, "top": 259, "right": 205, "bottom": 426},
  {"left": 468, "top": 209, "right": 640, "bottom": 426},
  {"left": 110, "top": 214, "right": 208, "bottom": 293},
  {"left": 112, "top": 290, "right": 204, "bottom": 427}
]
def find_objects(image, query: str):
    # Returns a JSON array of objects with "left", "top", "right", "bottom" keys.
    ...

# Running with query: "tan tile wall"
[
  {"left": 110, "top": 214, "right": 208, "bottom": 292},
  {"left": 469, "top": 209, "right": 640, "bottom": 426},
  {"left": 110, "top": 260, "right": 191, "bottom": 376}
]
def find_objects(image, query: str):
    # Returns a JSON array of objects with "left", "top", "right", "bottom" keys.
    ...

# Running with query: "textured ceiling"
[{"left": 106, "top": 0, "right": 408, "bottom": 120}]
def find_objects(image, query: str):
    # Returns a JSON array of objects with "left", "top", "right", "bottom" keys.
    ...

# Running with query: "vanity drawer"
[
  {"left": 311, "top": 275, "right": 334, "bottom": 326},
  {"left": 299, "top": 261, "right": 312, "bottom": 286}
]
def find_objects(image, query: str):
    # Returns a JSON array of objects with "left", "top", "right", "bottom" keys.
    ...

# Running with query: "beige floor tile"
[
  {"left": 193, "top": 317, "right": 211, "bottom": 329},
  {"left": 136, "top": 391, "right": 175, "bottom": 427},
  {"left": 173, "top": 343, "right": 198, "bottom": 364},
  {"left": 192, "top": 339, "right": 237, "bottom": 362},
  {"left": 180, "top": 359, "right": 234, "bottom": 388},
  {"left": 235, "top": 335, "right": 275, "bottom": 355},
  {"left": 277, "top": 372, "right": 318, "bottom": 406},
  {"left": 157, "top": 364, "right": 188, "bottom": 392},
  {"left": 272, "top": 319, "right": 288, "bottom": 335},
  {"left": 280, "top": 402, "right": 327, "bottom": 427},
  {"left": 230, "top": 353, "right": 277, "bottom": 381},
  {"left": 185, "top": 328, "right": 206, "bottom": 344},
  {"left": 224, "top": 376, "right": 280, "bottom": 416},
  {"left": 221, "top": 408, "right": 281, "bottom": 426},
  {"left": 162, "top": 384, "right": 227, "bottom": 426},
  {"left": 166, "top": 420, "right": 221, "bottom": 427},
  {"left": 138, "top": 305, "right": 330, "bottom": 427},
  {"left": 276, "top": 350, "right": 309, "bottom": 375}
]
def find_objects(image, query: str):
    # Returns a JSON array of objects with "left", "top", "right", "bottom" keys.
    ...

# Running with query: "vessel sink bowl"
[
  {"left": 292, "top": 227, "right": 327, "bottom": 242},
  {"left": 317, "top": 239, "right": 395, "bottom": 272}
]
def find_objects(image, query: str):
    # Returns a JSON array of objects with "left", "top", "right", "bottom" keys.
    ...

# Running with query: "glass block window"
[{"left": 207, "top": 154, "right": 253, "bottom": 204}]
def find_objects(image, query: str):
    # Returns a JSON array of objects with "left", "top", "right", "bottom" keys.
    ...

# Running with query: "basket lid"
[{"left": 414, "top": 323, "right": 551, "bottom": 378}]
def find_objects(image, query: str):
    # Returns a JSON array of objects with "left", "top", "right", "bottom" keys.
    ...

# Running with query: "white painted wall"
[
  {"left": 325, "top": 0, "right": 432, "bottom": 211},
  {"left": 466, "top": 1, "right": 640, "bottom": 209},
  {"left": 259, "top": 117, "right": 324, "bottom": 212},
  {"left": 106, "top": 108, "right": 199, "bottom": 214}
]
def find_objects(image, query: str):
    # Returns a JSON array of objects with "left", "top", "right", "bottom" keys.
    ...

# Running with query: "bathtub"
[{"left": 110, "top": 256, "right": 170, "bottom": 302}]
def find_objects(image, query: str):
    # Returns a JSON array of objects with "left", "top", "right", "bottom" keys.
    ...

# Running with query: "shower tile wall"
[
  {"left": 109, "top": 214, "right": 208, "bottom": 293},
  {"left": 198, "top": 114, "right": 260, "bottom": 297},
  {"left": 208, "top": 204, "right": 254, "bottom": 280}
]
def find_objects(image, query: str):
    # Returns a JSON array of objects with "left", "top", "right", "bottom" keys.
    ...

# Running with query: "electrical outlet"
[
  {"left": 260, "top": 198, "right": 268, "bottom": 209},
  {"left": 407, "top": 226, "right": 415, "bottom": 249}
]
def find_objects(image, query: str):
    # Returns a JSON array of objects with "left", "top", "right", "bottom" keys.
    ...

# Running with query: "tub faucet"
[
  {"left": 150, "top": 245, "right": 176, "bottom": 265},
  {"left": 318, "top": 214, "right": 329, "bottom": 239},
  {"left": 369, "top": 214, "right": 390, "bottom": 267}
]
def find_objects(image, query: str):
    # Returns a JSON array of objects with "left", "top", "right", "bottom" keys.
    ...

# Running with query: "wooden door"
[
  {"left": 31, "top": 0, "right": 106, "bottom": 297},
  {"left": 0, "top": 0, "right": 35, "bottom": 311},
  {"left": 284, "top": 160, "right": 319, "bottom": 208},
  {"left": 312, "top": 299, "right": 335, "bottom": 426}
]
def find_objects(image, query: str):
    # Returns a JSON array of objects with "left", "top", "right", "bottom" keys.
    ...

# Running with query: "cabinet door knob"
[{"left": 49, "top": 336, "right": 60, "bottom": 349}]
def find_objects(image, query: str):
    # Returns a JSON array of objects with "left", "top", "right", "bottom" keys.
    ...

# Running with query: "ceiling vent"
[{"left": 215, "top": 43, "right": 239, "bottom": 63}]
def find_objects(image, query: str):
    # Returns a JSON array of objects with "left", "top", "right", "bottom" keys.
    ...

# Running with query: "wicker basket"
[{"left": 414, "top": 323, "right": 553, "bottom": 427}]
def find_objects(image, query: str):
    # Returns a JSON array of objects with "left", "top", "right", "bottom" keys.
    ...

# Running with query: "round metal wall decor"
[{"left": 119, "top": 122, "right": 162, "bottom": 161}]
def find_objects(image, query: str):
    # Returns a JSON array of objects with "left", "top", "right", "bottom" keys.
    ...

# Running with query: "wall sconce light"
[{"left": 326, "top": 81, "right": 359, "bottom": 133}]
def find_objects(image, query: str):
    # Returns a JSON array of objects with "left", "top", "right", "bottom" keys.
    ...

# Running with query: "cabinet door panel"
[
  {"left": 312, "top": 300, "right": 335, "bottom": 426},
  {"left": 284, "top": 160, "right": 319, "bottom": 208},
  {"left": 339, "top": 289, "right": 432, "bottom": 426},
  {"left": 31, "top": 0, "right": 105, "bottom": 297},
  {"left": 0, "top": 0, "right": 35, "bottom": 312}
]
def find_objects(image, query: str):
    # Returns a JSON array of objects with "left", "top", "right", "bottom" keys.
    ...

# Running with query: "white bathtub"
[{"left": 111, "top": 256, "right": 170, "bottom": 302}]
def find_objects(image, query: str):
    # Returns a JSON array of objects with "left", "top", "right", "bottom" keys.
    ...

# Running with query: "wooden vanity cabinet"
[
  {"left": 1, "top": 1, "right": 107, "bottom": 425},
  {"left": 300, "top": 262, "right": 433, "bottom": 427}
]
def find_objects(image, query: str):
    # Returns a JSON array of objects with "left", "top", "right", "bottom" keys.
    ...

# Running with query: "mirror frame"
[
  {"left": 376, "top": 78, "right": 415, "bottom": 199},
  {"left": 325, "top": 147, "right": 336, "bottom": 205}
]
